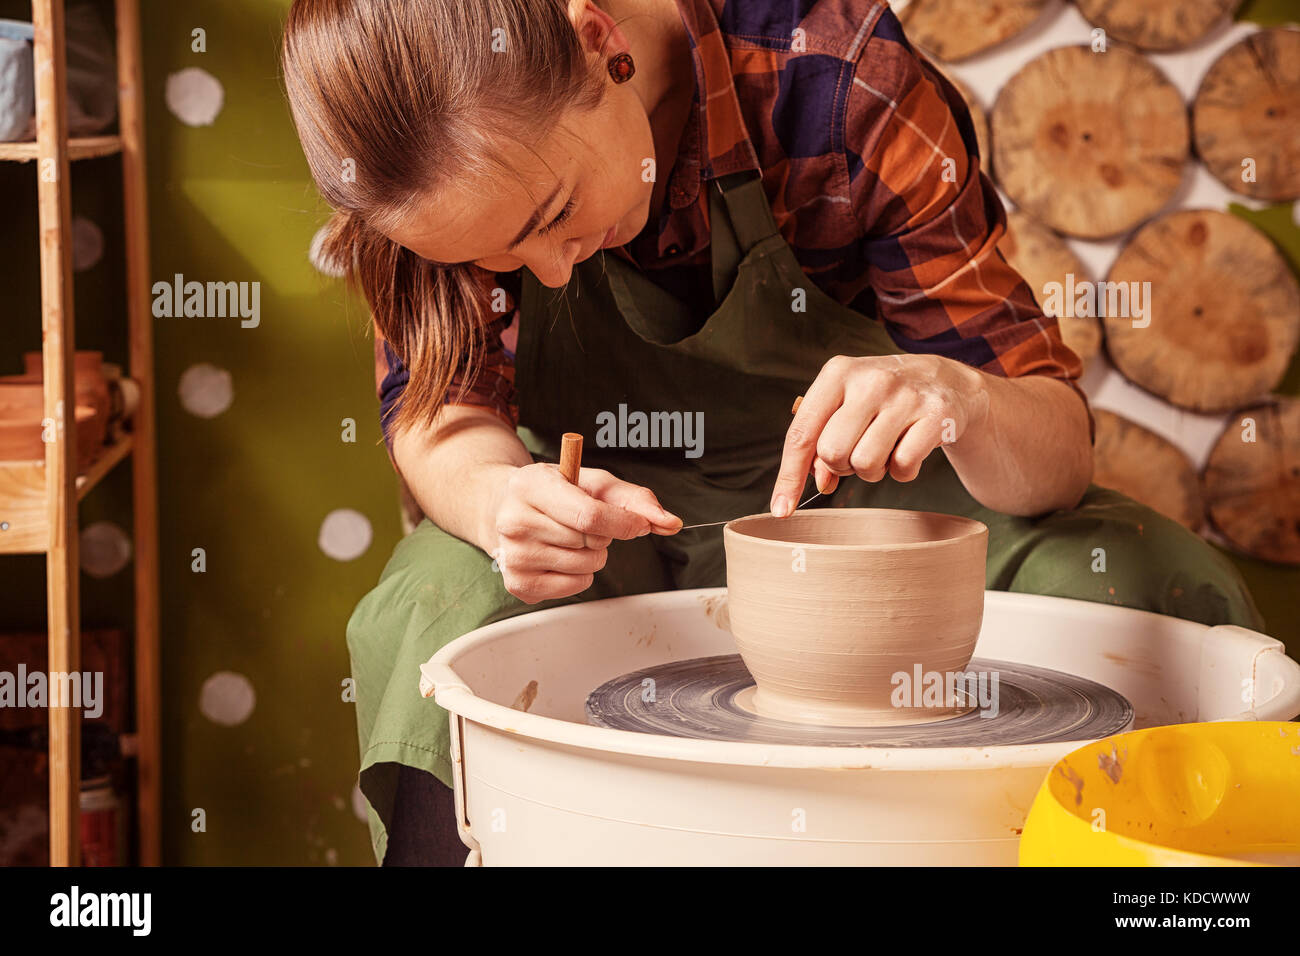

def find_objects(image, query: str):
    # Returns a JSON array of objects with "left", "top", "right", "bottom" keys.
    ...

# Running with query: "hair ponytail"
[
  {"left": 282, "top": 0, "right": 604, "bottom": 437},
  {"left": 316, "top": 209, "right": 486, "bottom": 437}
]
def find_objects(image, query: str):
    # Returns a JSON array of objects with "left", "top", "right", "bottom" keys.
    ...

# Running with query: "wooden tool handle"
[{"left": 559, "top": 432, "right": 583, "bottom": 485}]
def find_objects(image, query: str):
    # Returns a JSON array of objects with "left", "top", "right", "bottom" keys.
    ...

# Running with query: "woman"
[{"left": 283, "top": 0, "right": 1259, "bottom": 865}]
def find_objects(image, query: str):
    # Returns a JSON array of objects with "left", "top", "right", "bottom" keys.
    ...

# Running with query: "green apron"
[
  {"left": 346, "top": 173, "right": 1261, "bottom": 863},
  {"left": 514, "top": 171, "right": 899, "bottom": 586}
]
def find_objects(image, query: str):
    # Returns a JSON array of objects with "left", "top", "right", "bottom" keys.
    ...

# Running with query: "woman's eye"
[{"left": 539, "top": 197, "right": 576, "bottom": 237}]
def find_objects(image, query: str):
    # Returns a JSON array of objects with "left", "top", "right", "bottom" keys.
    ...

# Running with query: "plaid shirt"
[{"left": 374, "top": 0, "right": 1083, "bottom": 441}]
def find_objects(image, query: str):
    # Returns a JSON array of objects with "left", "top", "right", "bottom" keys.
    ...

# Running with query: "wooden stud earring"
[{"left": 607, "top": 52, "right": 635, "bottom": 84}]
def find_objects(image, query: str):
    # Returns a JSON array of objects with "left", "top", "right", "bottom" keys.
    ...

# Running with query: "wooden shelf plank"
[
  {"left": 0, "top": 433, "right": 134, "bottom": 554},
  {"left": 0, "top": 134, "right": 123, "bottom": 163}
]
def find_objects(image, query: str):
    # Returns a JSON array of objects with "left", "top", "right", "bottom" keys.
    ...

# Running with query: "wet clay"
[{"left": 723, "top": 509, "right": 988, "bottom": 726}]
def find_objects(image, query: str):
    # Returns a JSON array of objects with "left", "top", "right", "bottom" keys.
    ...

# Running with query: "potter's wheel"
[
  {"left": 586, "top": 655, "right": 1133, "bottom": 747},
  {"left": 426, "top": 588, "right": 1300, "bottom": 865}
]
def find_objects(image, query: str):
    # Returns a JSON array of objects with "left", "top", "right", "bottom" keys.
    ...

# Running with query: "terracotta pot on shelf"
[
  {"left": 20, "top": 350, "right": 112, "bottom": 423},
  {"left": 0, "top": 381, "right": 104, "bottom": 470},
  {"left": 723, "top": 508, "right": 988, "bottom": 727}
]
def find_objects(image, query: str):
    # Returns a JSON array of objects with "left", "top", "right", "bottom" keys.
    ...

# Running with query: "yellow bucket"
[{"left": 1020, "top": 722, "right": 1300, "bottom": 866}]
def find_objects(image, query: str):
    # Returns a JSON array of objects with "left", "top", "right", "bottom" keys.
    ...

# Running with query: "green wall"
[{"left": 136, "top": 0, "right": 398, "bottom": 864}]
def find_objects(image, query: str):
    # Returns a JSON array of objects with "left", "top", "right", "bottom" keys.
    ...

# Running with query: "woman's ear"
[{"left": 568, "top": 0, "right": 630, "bottom": 58}]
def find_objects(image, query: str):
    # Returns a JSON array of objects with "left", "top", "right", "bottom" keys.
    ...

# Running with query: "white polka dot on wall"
[
  {"left": 71, "top": 216, "right": 104, "bottom": 272},
  {"left": 178, "top": 363, "right": 234, "bottom": 418},
  {"left": 318, "top": 509, "right": 373, "bottom": 562},
  {"left": 309, "top": 225, "right": 348, "bottom": 278},
  {"left": 79, "top": 521, "right": 132, "bottom": 578},
  {"left": 199, "top": 671, "right": 256, "bottom": 727},
  {"left": 165, "top": 67, "right": 224, "bottom": 127},
  {"left": 351, "top": 783, "right": 368, "bottom": 823}
]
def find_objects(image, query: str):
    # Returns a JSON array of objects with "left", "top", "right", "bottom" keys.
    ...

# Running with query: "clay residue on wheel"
[
  {"left": 511, "top": 680, "right": 539, "bottom": 713},
  {"left": 1101, "top": 651, "right": 1160, "bottom": 678},
  {"left": 699, "top": 593, "right": 730, "bottom": 631}
]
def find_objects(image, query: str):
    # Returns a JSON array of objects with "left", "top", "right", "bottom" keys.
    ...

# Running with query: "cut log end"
[
  {"left": 898, "top": 0, "right": 1049, "bottom": 62},
  {"left": 1075, "top": 0, "right": 1243, "bottom": 51},
  {"left": 1093, "top": 409, "right": 1204, "bottom": 531},
  {"left": 991, "top": 46, "right": 1188, "bottom": 239},
  {"left": 1103, "top": 209, "right": 1300, "bottom": 414},
  {"left": 1202, "top": 398, "right": 1300, "bottom": 564},
  {"left": 1193, "top": 28, "right": 1300, "bottom": 202}
]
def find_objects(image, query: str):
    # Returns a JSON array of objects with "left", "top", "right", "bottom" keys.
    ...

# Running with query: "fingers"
[
  {"left": 815, "top": 399, "right": 876, "bottom": 476},
  {"left": 839, "top": 415, "right": 942, "bottom": 486},
  {"left": 499, "top": 507, "right": 613, "bottom": 550},
  {"left": 888, "top": 417, "right": 944, "bottom": 482},
  {"left": 848, "top": 408, "right": 914, "bottom": 482},
  {"left": 499, "top": 570, "right": 597, "bottom": 606},
  {"left": 812, "top": 460, "right": 839, "bottom": 495},
  {"left": 492, "top": 463, "right": 678, "bottom": 604},
  {"left": 496, "top": 539, "right": 609, "bottom": 578},
  {"left": 581, "top": 469, "right": 681, "bottom": 534},
  {"left": 494, "top": 494, "right": 609, "bottom": 605},
  {"left": 529, "top": 465, "right": 653, "bottom": 540},
  {"left": 772, "top": 368, "right": 844, "bottom": 516}
]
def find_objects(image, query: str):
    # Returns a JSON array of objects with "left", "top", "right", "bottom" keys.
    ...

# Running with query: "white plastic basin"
[{"left": 419, "top": 589, "right": 1300, "bottom": 866}]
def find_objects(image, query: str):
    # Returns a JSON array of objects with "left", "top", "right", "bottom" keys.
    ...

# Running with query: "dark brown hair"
[{"left": 282, "top": 0, "right": 605, "bottom": 435}]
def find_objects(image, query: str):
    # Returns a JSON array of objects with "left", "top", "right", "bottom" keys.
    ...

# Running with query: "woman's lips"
[{"left": 600, "top": 223, "right": 620, "bottom": 248}]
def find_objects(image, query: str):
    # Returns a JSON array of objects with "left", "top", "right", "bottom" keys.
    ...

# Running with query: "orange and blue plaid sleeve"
[{"left": 844, "top": 38, "right": 1087, "bottom": 402}]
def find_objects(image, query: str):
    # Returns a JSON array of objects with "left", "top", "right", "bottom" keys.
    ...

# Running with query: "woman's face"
[{"left": 384, "top": 83, "right": 658, "bottom": 288}]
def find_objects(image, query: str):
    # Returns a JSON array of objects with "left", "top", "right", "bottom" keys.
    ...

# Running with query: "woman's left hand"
[{"left": 769, "top": 353, "right": 988, "bottom": 517}]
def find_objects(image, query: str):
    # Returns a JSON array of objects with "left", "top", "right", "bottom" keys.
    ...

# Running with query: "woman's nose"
[{"left": 529, "top": 239, "right": 582, "bottom": 288}]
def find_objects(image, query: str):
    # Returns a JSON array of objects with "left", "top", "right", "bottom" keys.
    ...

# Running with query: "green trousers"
[{"left": 346, "top": 451, "right": 1261, "bottom": 863}]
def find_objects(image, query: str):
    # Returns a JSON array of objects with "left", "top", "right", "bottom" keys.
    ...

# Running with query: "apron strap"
[{"left": 709, "top": 172, "right": 780, "bottom": 305}]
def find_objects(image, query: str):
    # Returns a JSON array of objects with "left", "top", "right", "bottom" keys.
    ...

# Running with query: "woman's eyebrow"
[
  {"left": 506, "top": 181, "right": 565, "bottom": 251},
  {"left": 423, "top": 180, "right": 568, "bottom": 267}
]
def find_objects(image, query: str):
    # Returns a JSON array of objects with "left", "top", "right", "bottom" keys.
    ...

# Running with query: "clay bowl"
[
  {"left": 723, "top": 509, "right": 988, "bottom": 727},
  {"left": 0, "top": 381, "right": 103, "bottom": 470}
]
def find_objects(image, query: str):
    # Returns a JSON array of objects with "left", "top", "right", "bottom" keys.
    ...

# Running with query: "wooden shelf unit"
[
  {"left": 0, "top": 134, "right": 123, "bottom": 162},
  {"left": 0, "top": 435, "right": 136, "bottom": 554},
  {"left": 0, "top": 0, "right": 160, "bottom": 867}
]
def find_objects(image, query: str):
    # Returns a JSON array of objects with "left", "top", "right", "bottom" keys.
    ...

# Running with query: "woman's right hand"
[{"left": 487, "top": 463, "right": 681, "bottom": 604}]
